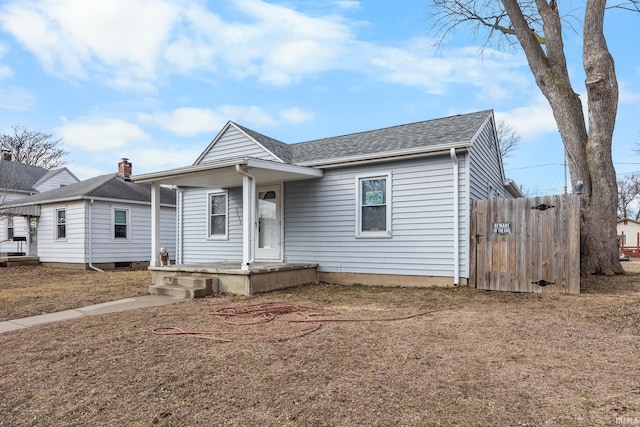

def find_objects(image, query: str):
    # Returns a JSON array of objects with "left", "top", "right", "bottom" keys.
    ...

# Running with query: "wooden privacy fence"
[{"left": 470, "top": 194, "right": 580, "bottom": 294}]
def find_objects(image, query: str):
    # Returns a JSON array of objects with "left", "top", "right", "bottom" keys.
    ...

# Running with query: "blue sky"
[{"left": 0, "top": 0, "right": 638, "bottom": 196}]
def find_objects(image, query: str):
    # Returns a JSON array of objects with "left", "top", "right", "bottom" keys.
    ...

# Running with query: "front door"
[{"left": 256, "top": 185, "right": 281, "bottom": 260}]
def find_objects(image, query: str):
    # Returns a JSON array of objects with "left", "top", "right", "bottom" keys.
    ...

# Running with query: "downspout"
[
  {"left": 88, "top": 199, "right": 104, "bottom": 272},
  {"left": 177, "top": 187, "right": 183, "bottom": 265},
  {"left": 450, "top": 148, "right": 459, "bottom": 286},
  {"left": 235, "top": 164, "right": 256, "bottom": 269}
]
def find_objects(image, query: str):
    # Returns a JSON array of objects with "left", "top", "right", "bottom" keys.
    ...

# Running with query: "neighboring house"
[
  {"left": 0, "top": 151, "right": 79, "bottom": 256},
  {"left": 1, "top": 159, "right": 176, "bottom": 270},
  {"left": 134, "top": 110, "right": 522, "bottom": 288},
  {"left": 617, "top": 218, "right": 640, "bottom": 248}
]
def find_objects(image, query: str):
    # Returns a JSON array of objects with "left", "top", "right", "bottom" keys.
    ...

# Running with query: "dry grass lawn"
[{"left": 1, "top": 264, "right": 640, "bottom": 426}]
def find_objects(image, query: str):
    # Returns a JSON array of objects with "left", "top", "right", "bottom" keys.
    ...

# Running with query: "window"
[
  {"left": 56, "top": 209, "right": 66, "bottom": 239},
  {"left": 114, "top": 209, "right": 128, "bottom": 239},
  {"left": 208, "top": 191, "right": 228, "bottom": 239},
  {"left": 356, "top": 173, "right": 392, "bottom": 238},
  {"left": 7, "top": 217, "right": 14, "bottom": 240}
]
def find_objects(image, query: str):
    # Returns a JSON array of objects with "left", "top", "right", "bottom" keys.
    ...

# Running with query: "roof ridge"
[{"left": 293, "top": 110, "right": 492, "bottom": 146}]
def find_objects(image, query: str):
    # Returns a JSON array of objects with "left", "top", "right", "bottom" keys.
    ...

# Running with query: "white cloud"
[
  {"left": 138, "top": 108, "right": 227, "bottom": 137},
  {"left": 139, "top": 105, "right": 298, "bottom": 136},
  {"left": 0, "top": 0, "right": 534, "bottom": 99},
  {"left": 0, "top": 0, "right": 180, "bottom": 90},
  {"left": 619, "top": 80, "right": 640, "bottom": 104},
  {"left": 56, "top": 117, "right": 149, "bottom": 152},
  {"left": 0, "top": 0, "right": 355, "bottom": 90},
  {"left": 0, "top": 86, "right": 35, "bottom": 111},
  {"left": 0, "top": 43, "right": 13, "bottom": 80},
  {"left": 335, "top": 1, "right": 361, "bottom": 10},
  {"left": 365, "top": 37, "right": 529, "bottom": 97},
  {"left": 279, "top": 107, "right": 313, "bottom": 124},
  {"left": 218, "top": 105, "right": 276, "bottom": 127},
  {"left": 496, "top": 97, "right": 558, "bottom": 141}
]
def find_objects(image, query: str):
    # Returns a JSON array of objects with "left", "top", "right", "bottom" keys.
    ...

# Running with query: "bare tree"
[
  {"left": 0, "top": 124, "right": 68, "bottom": 169},
  {"left": 430, "top": 0, "right": 630, "bottom": 275},
  {"left": 617, "top": 173, "right": 640, "bottom": 219},
  {"left": 496, "top": 119, "right": 520, "bottom": 160}
]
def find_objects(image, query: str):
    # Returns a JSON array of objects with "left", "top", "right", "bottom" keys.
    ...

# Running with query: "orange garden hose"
[{"left": 152, "top": 302, "right": 460, "bottom": 343}]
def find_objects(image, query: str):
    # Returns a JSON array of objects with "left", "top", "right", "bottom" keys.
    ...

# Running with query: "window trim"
[
  {"left": 355, "top": 172, "right": 392, "bottom": 238},
  {"left": 55, "top": 208, "right": 66, "bottom": 241},
  {"left": 207, "top": 190, "right": 229, "bottom": 240},
  {"left": 112, "top": 207, "right": 130, "bottom": 240}
]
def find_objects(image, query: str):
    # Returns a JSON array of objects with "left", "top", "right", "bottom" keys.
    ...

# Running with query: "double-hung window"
[
  {"left": 56, "top": 209, "right": 66, "bottom": 239},
  {"left": 208, "top": 191, "right": 228, "bottom": 239},
  {"left": 356, "top": 173, "right": 392, "bottom": 238},
  {"left": 7, "top": 217, "right": 14, "bottom": 240},
  {"left": 114, "top": 209, "right": 128, "bottom": 239}
]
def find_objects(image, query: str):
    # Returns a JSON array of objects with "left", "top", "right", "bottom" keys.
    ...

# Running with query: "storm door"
[{"left": 256, "top": 185, "right": 281, "bottom": 260}]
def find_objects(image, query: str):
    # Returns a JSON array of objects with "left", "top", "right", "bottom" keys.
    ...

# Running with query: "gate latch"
[
  {"left": 532, "top": 203, "right": 555, "bottom": 211},
  {"left": 532, "top": 279, "right": 555, "bottom": 287}
]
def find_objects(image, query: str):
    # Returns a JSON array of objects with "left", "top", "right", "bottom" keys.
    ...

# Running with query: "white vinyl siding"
[
  {"left": 284, "top": 156, "right": 470, "bottom": 278},
  {"left": 33, "top": 169, "right": 79, "bottom": 193},
  {"left": 88, "top": 203, "right": 175, "bottom": 263},
  {"left": 38, "top": 202, "right": 86, "bottom": 263},
  {"left": 197, "top": 126, "right": 279, "bottom": 164},
  {"left": 36, "top": 200, "right": 176, "bottom": 264},
  {"left": 180, "top": 187, "right": 243, "bottom": 263},
  {"left": 469, "top": 117, "right": 512, "bottom": 200}
]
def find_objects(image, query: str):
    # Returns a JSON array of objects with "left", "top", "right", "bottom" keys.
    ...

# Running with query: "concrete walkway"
[{"left": 0, "top": 295, "right": 182, "bottom": 334}]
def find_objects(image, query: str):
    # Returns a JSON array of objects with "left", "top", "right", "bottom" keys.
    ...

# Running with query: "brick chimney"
[
  {"left": 118, "top": 158, "right": 132, "bottom": 180},
  {"left": 1, "top": 150, "right": 12, "bottom": 161}
]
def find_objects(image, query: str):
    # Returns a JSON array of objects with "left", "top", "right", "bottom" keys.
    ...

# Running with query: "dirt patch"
[{"left": 2, "top": 266, "right": 640, "bottom": 426}]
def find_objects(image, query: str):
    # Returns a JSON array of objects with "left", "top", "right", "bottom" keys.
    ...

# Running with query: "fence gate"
[{"left": 470, "top": 194, "right": 580, "bottom": 294}]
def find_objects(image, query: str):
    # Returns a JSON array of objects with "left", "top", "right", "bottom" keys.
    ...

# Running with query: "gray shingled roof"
[
  {"left": 290, "top": 110, "right": 492, "bottom": 163},
  {"left": 4, "top": 173, "right": 176, "bottom": 207},
  {"left": 234, "top": 123, "right": 293, "bottom": 163},
  {"left": 0, "top": 160, "right": 49, "bottom": 193}
]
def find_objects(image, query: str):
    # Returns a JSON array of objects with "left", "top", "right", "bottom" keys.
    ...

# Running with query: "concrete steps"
[{"left": 149, "top": 274, "right": 217, "bottom": 299}]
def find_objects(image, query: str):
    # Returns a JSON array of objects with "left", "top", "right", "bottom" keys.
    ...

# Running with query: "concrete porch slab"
[{"left": 149, "top": 262, "right": 318, "bottom": 296}]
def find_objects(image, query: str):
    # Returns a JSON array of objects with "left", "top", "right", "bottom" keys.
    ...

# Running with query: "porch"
[
  {"left": 0, "top": 255, "right": 40, "bottom": 267},
  {"left": 149, "top": 262, "right": 318, "bottom": 297}
]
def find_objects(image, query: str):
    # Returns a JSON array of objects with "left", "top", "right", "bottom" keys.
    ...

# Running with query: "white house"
[
  {"left": 134, "top": 110, "right": 522, "bottom": 294},
  {"left": 2, "top": 159, "right": 176, "bottom": 270},
  {"left": 0, "top": 151, "right": 79, "bottom": 256},
  {"left": 618, "top": 218, "right": 640, "bottom": 248}
]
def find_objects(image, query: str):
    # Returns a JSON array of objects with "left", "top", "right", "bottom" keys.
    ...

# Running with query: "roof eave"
[{"left": 295, "top": 143, "right": 472, "bottom": 168}]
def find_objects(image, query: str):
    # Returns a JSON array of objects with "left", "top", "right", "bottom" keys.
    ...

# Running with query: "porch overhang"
[
  {"left": 0, "top": 205, "right": 40, "bottom": 217},
  {"left": 132, "top": 157, "right": 323, "bottom": 270},
  {"left": 131, "top": 157, "right": 323, "bottom": 188}
]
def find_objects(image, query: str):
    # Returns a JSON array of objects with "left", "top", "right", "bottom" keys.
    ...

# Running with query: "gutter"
[
  {"left": 88, "top": 199, "right": 104, "bottom": 272},
  {"left": 450, "top": 148, "right": 459, "bottom": 286},
  {"left": 296, "top": 142, "right": 472, "bottom": 169}
]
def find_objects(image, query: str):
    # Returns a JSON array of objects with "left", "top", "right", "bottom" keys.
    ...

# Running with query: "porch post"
[
  {"left": 239, "top": 168, "right": 256, "bottom": 270},
  {"left": 150, "top": 182, "right": 161, "bottom": 267}
]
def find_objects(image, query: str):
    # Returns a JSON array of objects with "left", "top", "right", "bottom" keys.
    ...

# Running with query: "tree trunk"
[
  {"left": 501, "top": 0, "right": 622, "bottom": 275},
  {"left": 580, "top": 0, "right": 623, "bottom": 274}
]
